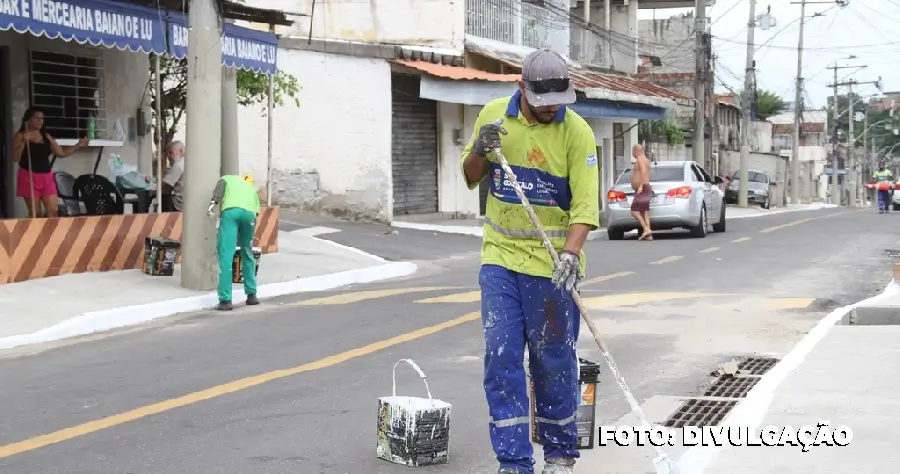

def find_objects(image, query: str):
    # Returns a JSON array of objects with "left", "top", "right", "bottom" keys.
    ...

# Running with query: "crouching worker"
[{"left": 207, "top": 174, "right": 261, "bottom": 311}]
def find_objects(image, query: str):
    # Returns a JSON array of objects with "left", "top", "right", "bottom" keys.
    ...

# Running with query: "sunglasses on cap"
[{"left": 527, "top": 78, "right": 570, "bottom": 94}]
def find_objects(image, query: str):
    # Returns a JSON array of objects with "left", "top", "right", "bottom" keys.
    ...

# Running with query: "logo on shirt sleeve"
[{"left": 586, "top": 154, "right": 597, "bottom": 166}]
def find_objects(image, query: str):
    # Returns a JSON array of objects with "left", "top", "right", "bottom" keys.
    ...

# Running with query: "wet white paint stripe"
[{"left": 677, "top": 280, "right": 900, "bottom": 473}]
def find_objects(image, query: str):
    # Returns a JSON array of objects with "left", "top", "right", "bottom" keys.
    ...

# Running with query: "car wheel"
[
  {"left": 607, "top": 228, "right": 625, "bottom": 241},
  {"left": 690, "top": 205, "right": 708, "bottom": 238},
  {"left": 894, "top": 203, "right": 900, "bottom": 212},
  {"left": 762, "top": 196, "right": 770, "bottom": 209},
  {"left": 712, "top": 201, "right": 726, "bottom": 233}
]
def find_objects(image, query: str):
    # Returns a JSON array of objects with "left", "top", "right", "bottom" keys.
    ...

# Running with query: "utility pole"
[
  {"left": 738, "top": 0, "right": 757, "bottom": 208},
  {"left": 221, "top": 21, "right": 240, "bottom": 176},
  {"left": 692, "top": 0, "right": 706, "bottom": 166},
  {"left": 789, "top": 0, "right": 807, "bottom": 205},
  {"left": 846, "top": 81, "right": 854, "bottom": 207},
  {"left": 182, "top": 0, "right": 223, "bottom": 291},
  {"left": 789, "top": 0, "right": 838, "bottom": 205},
  {"left": 826, "top": 59, "right": 866, "bottom": 205}
]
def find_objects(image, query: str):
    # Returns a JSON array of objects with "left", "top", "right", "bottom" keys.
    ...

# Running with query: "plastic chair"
[
  {"left": 54, "top": 171, "right": 82, "bottom": 217},
  {"left": 74, "top": 174, "right": 125, "bottom": 216}
]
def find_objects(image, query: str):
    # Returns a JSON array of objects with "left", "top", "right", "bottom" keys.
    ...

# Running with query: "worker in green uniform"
[
  {"left": 207, "top": 174, "right": 261, "bottom": 310},
  {"left": 873, "top": 162, "right": 893, "bottom": 213}
]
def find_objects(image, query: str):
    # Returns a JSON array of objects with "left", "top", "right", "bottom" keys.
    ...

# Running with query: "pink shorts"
[{"left": 16, "top": 168, "right": 57, "bottom": 199}]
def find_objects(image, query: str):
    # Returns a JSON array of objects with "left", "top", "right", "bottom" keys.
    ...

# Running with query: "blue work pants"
[
  {"left": 878, "top": 190, "right": 890, "bottom": 212},
  {"left": 479, "top": 264, "right": 580, "bottom": 473}
]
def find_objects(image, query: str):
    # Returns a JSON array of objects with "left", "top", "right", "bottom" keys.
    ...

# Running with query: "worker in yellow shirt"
[{"left": 460, "top": 48, "right": 599, "bottom": 474}]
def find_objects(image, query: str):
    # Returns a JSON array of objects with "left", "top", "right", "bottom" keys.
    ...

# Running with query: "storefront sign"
[
  {"left": 0, "top": 0, "right": 167, "bottom": 53},
  {"left": 167, "top": 14, "right": 278, "bottom": 75}
]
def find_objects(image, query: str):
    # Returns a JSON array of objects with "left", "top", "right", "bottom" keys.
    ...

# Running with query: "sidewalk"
[
  {"left": 0, "top": 231, "right": 417, "bottom": 350},
  {"left": 391, "top": 203, "right": 839, "bottom": 238},
  {"left": 678, "top": 270, "right": 900, "bottom": 474}
]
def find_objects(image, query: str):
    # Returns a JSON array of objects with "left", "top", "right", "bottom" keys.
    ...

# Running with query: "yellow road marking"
[
  {"left": 416, "top": 291, "right": 481, "bottom": 304},
  {"left": 731, "top": 237, "right": 752, "bottom": 243},
  {"left": 0, "top": 312, "right": 481, "bottom": 459},
  {"left": 762, "top": 298, "right": 816, "bottom": 310},
  {"left": 292, "top": 287, "right": 453, "bottom": 306},
  {"left": 650, "top": 255, "right": 683, "bottom": 265},
  {"left": 580, "top": 271, "right": 635, "bottom": 286},
  {"left": 759, "top": 217, "right": 814, "bottom": 233},
  {"left": 699, "top": 247, "right": 721, "bottom": 253},
  {"left": 581, "top": 292, "right": 727, "bottom": 309}
]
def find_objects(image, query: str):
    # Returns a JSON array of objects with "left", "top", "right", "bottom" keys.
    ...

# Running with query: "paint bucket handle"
[{"left": 392, "top": 359, "right": 434, "bottom": 405}]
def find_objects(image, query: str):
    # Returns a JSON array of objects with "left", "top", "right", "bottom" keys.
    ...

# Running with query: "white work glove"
[
  {"left": 207, "top": 201, "right": 216, "bottom": 219},
  {"left": 551, "top": 250, "right": 582, "bottom": 293}
]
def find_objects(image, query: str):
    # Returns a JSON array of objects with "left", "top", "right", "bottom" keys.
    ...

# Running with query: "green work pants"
[{"left": 217, "top": 207, "right": 257, "bottom": 302}]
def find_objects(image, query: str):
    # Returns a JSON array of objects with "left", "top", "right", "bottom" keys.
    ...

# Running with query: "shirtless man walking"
[{"left": 630, "top": 144, "right": 653, "bottom": 240}]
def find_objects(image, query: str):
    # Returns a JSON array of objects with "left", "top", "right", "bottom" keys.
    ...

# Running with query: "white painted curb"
[
  {"left": 677, "top": 279, "right": 900, "bottom": 474},
  {"left": 0, "top": 261, "right": 418, "bottom": 351}
]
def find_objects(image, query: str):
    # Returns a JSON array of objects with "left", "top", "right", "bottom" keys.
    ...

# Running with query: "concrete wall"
[
  {"left": 646, "top": 142, "right": 690, "bottom": 162},
  {"left": 638, "top": 14, "right": 694, "bottom": 73},
  {"left": 228, "top": 48, "right": 392, "bottom": 222},
  {"left": 749, "top": 121, "right": 773, "bottom": 152},
  {"left": 249, "top": 0, "right": 465, "bottom": 52},
  {"left": 0, "top": 31, "right": 151, "bottom": 218}
]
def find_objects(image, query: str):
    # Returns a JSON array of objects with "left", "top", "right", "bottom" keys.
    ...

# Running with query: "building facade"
[{"left": 230, "top": 0, "right": 692, "bottom": 222}]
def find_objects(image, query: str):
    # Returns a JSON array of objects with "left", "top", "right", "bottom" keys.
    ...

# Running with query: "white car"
[
  {"left": 603, "top": 160, "right": 727, "bottom": 240},
  {"left": 892, "top": 190, "right": 900, "bottom": 211}
]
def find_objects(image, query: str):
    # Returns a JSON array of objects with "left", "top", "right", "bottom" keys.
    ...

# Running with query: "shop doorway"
[{"left": 0, "top": 47, "right": 9, "bottom": 218}]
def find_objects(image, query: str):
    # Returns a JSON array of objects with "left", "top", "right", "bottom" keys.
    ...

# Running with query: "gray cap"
[{"left": 521, "top": 48, "right": 576, "bottom": 107}]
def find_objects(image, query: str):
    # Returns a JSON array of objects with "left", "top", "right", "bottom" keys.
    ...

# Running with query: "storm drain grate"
[
  {"left": 703, "top": 376, "right": 760, "bottom": 398},
  {"left": 663, "top": 399, "right": 738, "bottom": 428},
  {"left": 738, "top": 357, "right": 779, "bottom": 376},
  {"left": 885, "top": 249, "right": 900, "bottom": 258}
]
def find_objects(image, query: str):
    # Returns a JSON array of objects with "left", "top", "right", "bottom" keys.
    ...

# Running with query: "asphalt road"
[{"left": 0, "top": 207, "right": 895, "bottom": 474}]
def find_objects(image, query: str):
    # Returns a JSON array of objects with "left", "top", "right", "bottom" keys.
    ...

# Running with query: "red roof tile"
[{"left": 390, "top": 59, "right": 520, "bottom": 82}]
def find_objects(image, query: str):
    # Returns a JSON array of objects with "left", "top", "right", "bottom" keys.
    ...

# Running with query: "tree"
[
  {"left": 148, "top": 53, "right": 301, "bottom": 159},
  {"left": 638, "top": 111, "right": 684, "bottom": 148},
  {"left": 755, "top": 89, "right": 785, "bottom": 121}
]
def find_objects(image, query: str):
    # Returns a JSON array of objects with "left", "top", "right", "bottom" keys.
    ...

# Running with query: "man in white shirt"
[{"left": 161, "top": 140, "right": 185, "bottom": 212}]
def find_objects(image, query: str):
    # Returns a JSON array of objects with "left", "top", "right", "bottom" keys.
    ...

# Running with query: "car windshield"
[
  {"left": 731, "top": 171, "right": 767, "bottom": 183},
  {"left": 616, "top": 166, "right": 684, "bottom": 184}
]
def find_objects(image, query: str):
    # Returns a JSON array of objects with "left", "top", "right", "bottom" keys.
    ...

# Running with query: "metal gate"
[{"left": 391, "top": 74, "right": 439, "bottom": 215}]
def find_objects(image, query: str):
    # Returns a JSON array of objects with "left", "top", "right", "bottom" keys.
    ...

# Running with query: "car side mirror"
[{"left": 714, "top": 176, "right": 724, "bottom": 184}]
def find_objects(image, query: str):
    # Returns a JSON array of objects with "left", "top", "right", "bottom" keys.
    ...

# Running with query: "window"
[
  {"left": 694, "top": 164, "right": 713, "bottom": 183},
  {"left": 613, "top": 123, "right": 624, "bottom": 158},
  {"left": 616, "top": 166, "right": 685, "bottom": 184},
  {"left": 29, "top": 50, "right": 105, "bottom": 140},
  {"left": 730, "top": 170, "right": 769, "bottom": 183}
]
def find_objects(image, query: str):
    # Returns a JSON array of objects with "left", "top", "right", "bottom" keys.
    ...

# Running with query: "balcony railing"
[
  {"left": 465, "top": 0, "right": 551, "bottom": 48},
  {"left": 465, "top": 0, "right": 609, "bottom": 68}
]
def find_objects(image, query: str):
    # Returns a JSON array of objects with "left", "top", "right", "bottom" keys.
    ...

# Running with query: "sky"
[{"left": 637, "top": 0, "right": 900, "bottom": 109}]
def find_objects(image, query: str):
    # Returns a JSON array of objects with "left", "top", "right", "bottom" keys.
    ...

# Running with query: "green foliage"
[
  {"left": 755, "top": 89, "right": 785, "bottom": 121},
  {"left": 148, "top": 53, "right": 301, "bottom": 149},
  {"left": 638, "top": 112, "right": 684, "bottom": 147},
  {"left": 826, "top": 93, "right": 900, "bottom": 152}
]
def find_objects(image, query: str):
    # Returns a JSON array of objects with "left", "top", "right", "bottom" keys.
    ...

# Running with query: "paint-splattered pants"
[
  {"left": 480, "top": 264, "right": 580, "bottom": 473},
  {"left": 878, "top": 190, "right": 890, "bottom": 211}
]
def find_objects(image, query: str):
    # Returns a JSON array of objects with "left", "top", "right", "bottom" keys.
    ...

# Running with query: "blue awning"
[
  {"left": 0, "top": 0, "right": 167, "bottom": 53},
  {"left": 570, "top": 99, "right": 666, "bottom": 120},
  {"left": 167, "top": 13, "right": 277, "bottom": 75}
]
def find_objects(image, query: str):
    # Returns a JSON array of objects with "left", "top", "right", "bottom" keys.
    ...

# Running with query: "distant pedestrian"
[
  {"left": 207, "top": 174, "right": 260, "bottom": 311},
  {"left": 873, "top": 162, "right": 893, "bottom": 213},
  {"left": 630, "top": 144, "right": 653, "bottom": 240}
]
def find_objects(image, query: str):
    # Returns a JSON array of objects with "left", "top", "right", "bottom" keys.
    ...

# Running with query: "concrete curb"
[
  {"left": 0, "top": 261, "right": 418, "bottom": 351},
  {"left": 677, "top": 278, "right": 900, "bottom": 473},
  {"left": 390, "top": 204, "right": 840, "bottom": 239}
]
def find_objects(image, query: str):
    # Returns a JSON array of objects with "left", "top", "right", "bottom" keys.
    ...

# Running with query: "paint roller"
[{"left": 488, "top": 118, "right": 680, "bottom": 474}]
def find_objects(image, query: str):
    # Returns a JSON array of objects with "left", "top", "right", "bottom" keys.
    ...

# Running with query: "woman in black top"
[{"left": 11, "top": 107, "right": 87, "bottom": 217}]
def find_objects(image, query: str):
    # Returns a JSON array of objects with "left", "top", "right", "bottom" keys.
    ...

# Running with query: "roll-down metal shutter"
[{"left": 391, "top": 74, "right": 438, "bottom": 215}]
